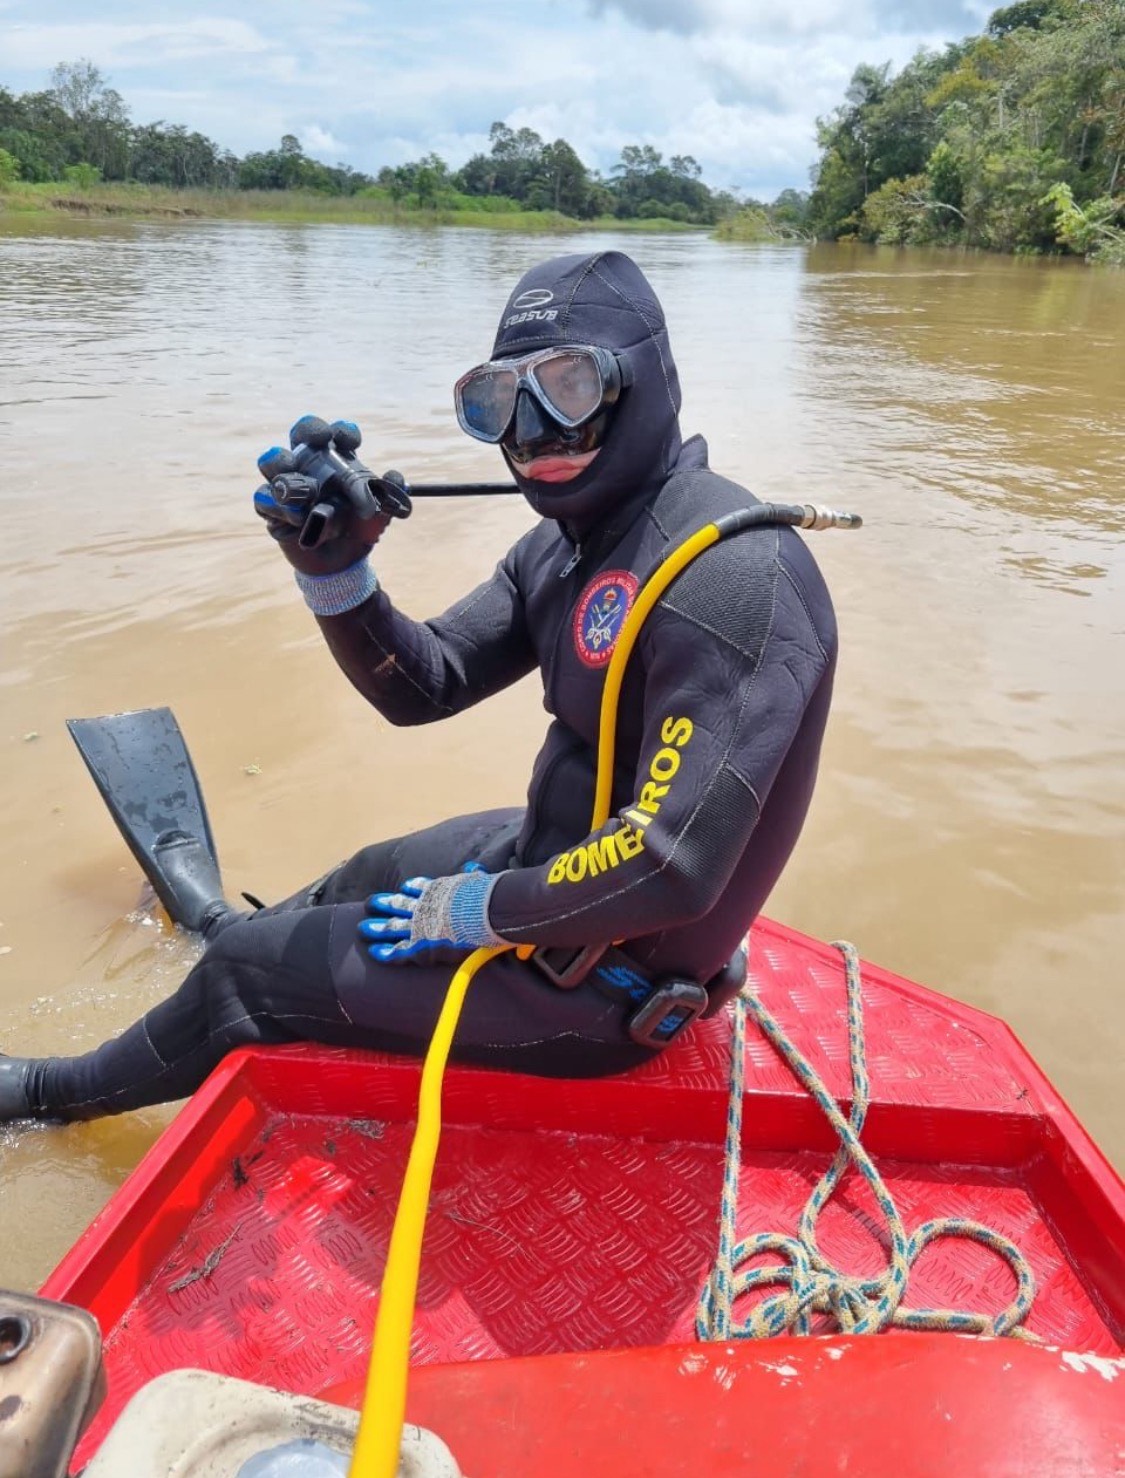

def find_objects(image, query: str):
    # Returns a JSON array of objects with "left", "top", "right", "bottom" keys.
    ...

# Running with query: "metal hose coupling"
[
  {"left": 712, "top": 505, "right": 863, "bottom": 540},
  {"left": 798, "top": 505, "right": 863, "bottom": 530}
]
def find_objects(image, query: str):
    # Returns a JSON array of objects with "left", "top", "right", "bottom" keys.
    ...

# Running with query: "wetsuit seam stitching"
[
  {"left": 361, "top": 624, "right": 454, "bottom": 714},
  {"left": 447, "top": 564, "right": 517, "bottom": 624},
  {"left": 561, "top": 254, "right": 604, "bottom": 331},
  {"left": 590, "top": 265, "right": 677, "bottom": 421},
  {"left": 780, "top": 562, "right": 830, "bottom": 666},
  {"left": 657, "top": 597, "right": 766, "bottom": 663},
  {"left": 476, "top": 1026, "right": 618, "bottom": 1051},
  {"left": 722, "top": 764, "right": 762, "bottom": 809},
  {"left": 52, "top": 1008, "right": 351, "bottom": 1111},
  {"left": 141, "top": 1019, "right": 169, "bottom": 1070},
  {"left": 328, "top": 909, "right": 357, "bottom": 1024},
  {"left": 646, "top": 502, "right": 673, "bottom": 541}
]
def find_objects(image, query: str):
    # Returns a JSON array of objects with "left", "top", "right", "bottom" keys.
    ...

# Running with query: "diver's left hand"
[{"left": 358, "top": 871, "right": 505, "bottom": 963}]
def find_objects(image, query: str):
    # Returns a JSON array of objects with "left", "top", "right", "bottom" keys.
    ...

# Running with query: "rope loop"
[{"left": 695, "top": 941, "right": 1038, "bottom": 1343}]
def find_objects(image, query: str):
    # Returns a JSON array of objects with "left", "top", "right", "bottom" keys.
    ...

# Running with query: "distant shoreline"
[
  {"left": 0, "top": 182, "right": 703, "bottom": 233},
  {"left": 7, "top": 183, "right": 1113, "bottom": 267}
]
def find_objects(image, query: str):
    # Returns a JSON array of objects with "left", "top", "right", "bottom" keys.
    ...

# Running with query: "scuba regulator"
[
  {"left": 257, "top": 415, "right": 413, "bottom": 550},
  {"left": 256, "top": 414, "right": 520, "bottom": 549}
]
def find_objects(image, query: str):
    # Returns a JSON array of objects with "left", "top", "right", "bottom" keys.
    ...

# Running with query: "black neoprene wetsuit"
[
  {"left": 320, "top": 441, "right": 837, "bottom": 987},
  {"left": 25, "top": 250, "right": 837, "bottom": 1121}
]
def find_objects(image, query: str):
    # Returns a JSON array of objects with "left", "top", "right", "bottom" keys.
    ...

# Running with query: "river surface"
[{"left": 0, "top": 220, "right": 1122, "bottom": 1291}]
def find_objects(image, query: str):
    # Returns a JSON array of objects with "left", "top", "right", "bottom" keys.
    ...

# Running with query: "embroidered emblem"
[{"left": 573, "top": 569, "right": 639, "bottom": 669}]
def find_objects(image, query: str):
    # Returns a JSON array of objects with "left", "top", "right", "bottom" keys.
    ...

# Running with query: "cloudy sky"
[{"left": 2, "top": 0, "right": 995, "bottom": 198}]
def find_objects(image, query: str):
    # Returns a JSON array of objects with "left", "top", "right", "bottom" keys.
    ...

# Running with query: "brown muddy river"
[{"left": 1, "top": 221, "right": 1122, "bottom": 1292}]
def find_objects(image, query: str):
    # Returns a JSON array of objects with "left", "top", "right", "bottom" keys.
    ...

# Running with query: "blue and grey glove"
[
  {"left": 253, "top": 416, "right": 405, "bottom": 614},
  {"left": 358, "top": 870, "right": 506, "bottom": 963}
]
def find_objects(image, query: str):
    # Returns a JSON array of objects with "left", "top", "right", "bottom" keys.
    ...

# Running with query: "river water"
[{"left": 0, "top": 221, "right": 1122, "bottom": 1291}]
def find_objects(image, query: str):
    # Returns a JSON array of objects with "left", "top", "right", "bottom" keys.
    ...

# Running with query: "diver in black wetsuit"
[{"left": 0, "top": 250, "right": 837, "bottom": 1124}]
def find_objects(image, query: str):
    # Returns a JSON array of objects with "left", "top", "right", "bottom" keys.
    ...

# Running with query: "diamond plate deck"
[{"left": 42, "top": 918, "right": 1125, "bottom": 1466}]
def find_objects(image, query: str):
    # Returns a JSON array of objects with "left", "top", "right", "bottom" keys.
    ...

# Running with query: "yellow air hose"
[{"left": 347, "top": 502, "right": 857, "bottom": 1477}]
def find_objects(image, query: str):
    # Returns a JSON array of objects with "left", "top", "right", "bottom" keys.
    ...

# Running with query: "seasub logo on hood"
[{"left": 505, "top": 286, "right": 558, "bottom": 330}]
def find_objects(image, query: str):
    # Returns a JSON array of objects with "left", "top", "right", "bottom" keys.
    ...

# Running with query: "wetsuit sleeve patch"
[{"left": 573, "top": 570, "right": 639, "bottom": 668}]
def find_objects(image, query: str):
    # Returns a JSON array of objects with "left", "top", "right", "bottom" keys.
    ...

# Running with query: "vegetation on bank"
[
  {"left": 799, "top": 0, "right": 1125, "bottom": 263},
  {"left": 0, "top": 62, "right": 738, "bottom": 229},
  {"left": 0, "top": 178, "right": 700, "bottom": 233}
]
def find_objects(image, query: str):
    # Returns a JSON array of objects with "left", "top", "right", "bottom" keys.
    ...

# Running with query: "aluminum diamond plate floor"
[{"left": 43, "top": 918, "right": 1125, "bottom": 1466}]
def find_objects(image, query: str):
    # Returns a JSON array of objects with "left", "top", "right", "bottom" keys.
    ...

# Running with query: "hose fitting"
[{"left": 799, "top": 505, "right": 863, "bottom": 530}]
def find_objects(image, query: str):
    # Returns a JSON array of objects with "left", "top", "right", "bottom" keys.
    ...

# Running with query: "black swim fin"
[{"left": 67, "top": 707, "right": 231, "bottom": 933}]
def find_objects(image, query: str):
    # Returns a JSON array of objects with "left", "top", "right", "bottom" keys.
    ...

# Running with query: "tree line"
[
  {"left": 804, "top": 0, "right": 1125, "bottom": 262},
  {"left": 0, "top": 62, "right": 740, "bottom": 225},
  {"left": 7, "top": 14, "right": 1120, "bottom": 259}
]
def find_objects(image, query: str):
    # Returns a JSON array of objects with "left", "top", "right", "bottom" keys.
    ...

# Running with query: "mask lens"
[
  {"left": 457, "top": 366, "right": 519, "bottom": 441},
  {"left": 532, "top": 351, "right": 605, "bottom": 425}
]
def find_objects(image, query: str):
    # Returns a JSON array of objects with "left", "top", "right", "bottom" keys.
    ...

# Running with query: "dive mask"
[{"left": 455, "top": 345, "right": 632, "bottom": 445}]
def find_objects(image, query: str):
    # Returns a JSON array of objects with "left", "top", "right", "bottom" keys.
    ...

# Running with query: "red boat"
[{"left": 28, "top": 915, "right": 1122, "bottom": 1475}]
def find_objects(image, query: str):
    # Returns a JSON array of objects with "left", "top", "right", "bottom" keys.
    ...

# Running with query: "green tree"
[
  {"left": 1043, "top": 180, "right": 1125, "bottom": 261},
  {"left": 63, "top": 161, "right": 101, "bottom": 188},
  {"left": 487, "top": 122, "right": 546, "bottom": 201},
  {"left": 0, "top": 146, "right": 20, "bottom": 185},
  {"left": 0, "top": 87, "right": 71, "bottom": 180},
  {"left": 612, "top": 143, "right": 663, "bottom": 216},
  {"left": 860, "top": 174, "right": 935, "bottom": 242},
  {"left": 128, "top": 122, "right": 230, "bottom": 188},
  {"left": 808, "top": 0, "right": 1125, "bottom": 256},
  {"left": 965, "top": 144, "right": 1068, "bottom": 250},
  {"left": 610, "top": 144, "right": 718, "bottom": 222},
  {"left": 987, "top": 1, "right": 1067, "bottom": 37},
  {"left": 413, "top": 152, "right": 450, "bottom": 208},
  {"left": 926, "top": 138, "right": 966, "bottom": 214},
  {"left": 536, "top": 139, "right": 591, "bottom": 215},
  {"left": 808, "top": 143, "right": 866, "bottom": 237},
  {"left": 49, "top": 59, "right": 130, "bottom": 178},
  {"left": 715, "top": 204, "right": 773, "bottom": 241},
  {"left": 807, "top": 63, "right": 897, "bottom": 234},
  {"left": 454, "top": 152, "right": 496, "bottom": 196},
  {"left": 771, "top": 188, "right": 813, "bottom": 237}
]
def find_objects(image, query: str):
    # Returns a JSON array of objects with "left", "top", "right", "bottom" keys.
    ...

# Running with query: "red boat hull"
[
  {"left": 396, "top": 1336, "right": 1124, "bottom": 1478},
  {"left": 42, "top": 918, "right": 1125, "bottom": 1469}
]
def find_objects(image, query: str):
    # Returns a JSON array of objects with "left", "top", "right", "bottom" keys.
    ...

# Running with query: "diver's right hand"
[
  {"left": 252, "top": 417, "right": 403, "bottom": 580},
  {"left": 253, "top": 476, "right": 391, "bottom": 577}
]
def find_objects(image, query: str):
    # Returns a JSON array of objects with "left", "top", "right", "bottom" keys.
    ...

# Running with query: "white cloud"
[
  {"left": 3, "top": 17, "right": 276, "bottom": 70},
  {"left": 300, "top": 124, "right": 348, "bottom": 161},
  {"left": 590, "top": 0, "right": 982, "bottom": 37}
]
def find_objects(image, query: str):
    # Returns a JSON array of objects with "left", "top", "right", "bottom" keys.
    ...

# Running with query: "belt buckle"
[
  {"left": 627, "top": 979, "right": 709, "bottom": 1048},
  {"left": 531, "top": 942, "right": 607, "bottom": 990}
]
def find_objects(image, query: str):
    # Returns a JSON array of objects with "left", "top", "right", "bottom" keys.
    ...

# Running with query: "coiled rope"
[{"left": 696, "top": 940, "right": 1038, "bottom": 1342}]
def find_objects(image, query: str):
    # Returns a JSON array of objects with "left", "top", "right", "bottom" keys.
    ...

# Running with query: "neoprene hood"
[{"left": 490, "top": 251, "right": 683, "bottom": 528}]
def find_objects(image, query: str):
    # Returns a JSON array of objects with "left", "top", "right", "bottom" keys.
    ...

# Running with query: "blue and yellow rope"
[{"left": 695, "top": 940, "right": 1038, "bottom": 1342}]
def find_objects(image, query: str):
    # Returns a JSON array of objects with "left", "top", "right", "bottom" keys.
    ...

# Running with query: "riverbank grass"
[{"left": 0, "top": 180, "right": 702, "bottom": 232}]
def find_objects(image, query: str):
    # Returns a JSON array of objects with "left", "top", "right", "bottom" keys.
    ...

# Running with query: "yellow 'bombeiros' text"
[{"left": 546, "top": 716, "right": 694, "bottom": 885}]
